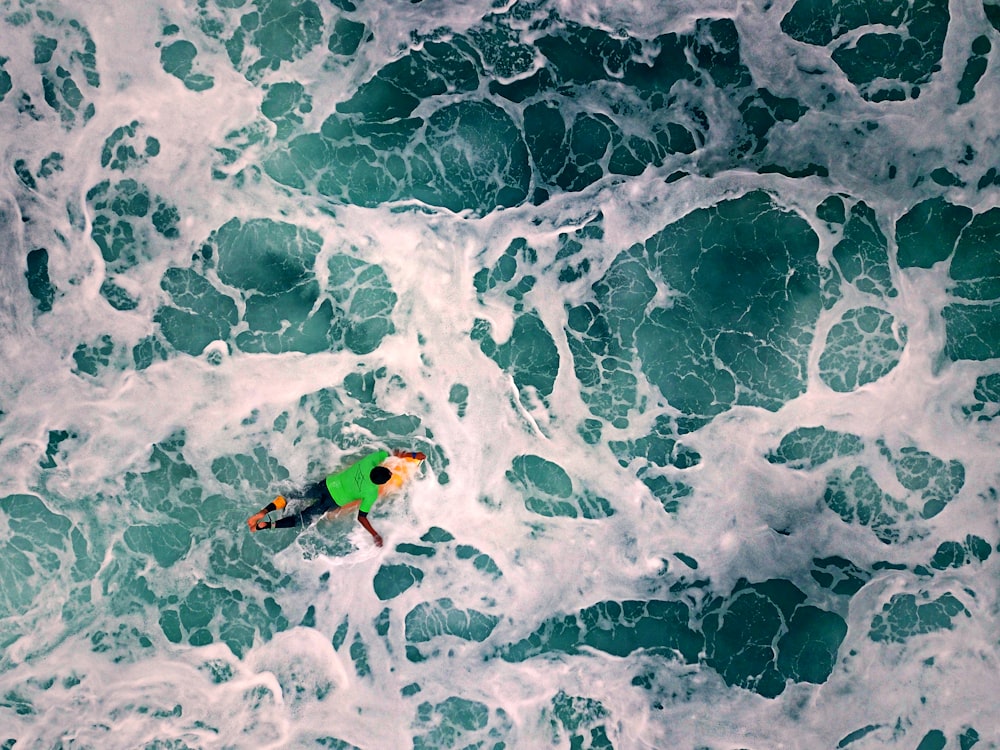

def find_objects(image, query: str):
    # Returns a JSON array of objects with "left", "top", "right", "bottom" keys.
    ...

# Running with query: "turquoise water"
[{"left": 1, "top": 0, "right": 998, "bottom": 747}]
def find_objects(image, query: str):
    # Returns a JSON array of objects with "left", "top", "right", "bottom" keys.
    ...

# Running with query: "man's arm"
[{"left": 357, "top": 511, "right": 383, "bottom": 547}]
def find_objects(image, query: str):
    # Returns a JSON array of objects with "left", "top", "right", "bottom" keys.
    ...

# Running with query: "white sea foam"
[{"left": 0, "top": 1, "right": 998, "bottom": 748}]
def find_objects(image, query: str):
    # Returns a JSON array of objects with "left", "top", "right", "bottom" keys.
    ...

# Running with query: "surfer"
[{"left": 246, "top": 449, "right": 426, "bottom": 547}]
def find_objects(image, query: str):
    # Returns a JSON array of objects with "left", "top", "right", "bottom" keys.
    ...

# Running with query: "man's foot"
[{"left": 247, "top": 510, "right": 266, "bottom": 532}]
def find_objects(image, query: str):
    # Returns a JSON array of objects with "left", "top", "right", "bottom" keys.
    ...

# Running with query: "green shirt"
[{"left": 325, "top": 450, "right": 389, "bottom": 513}]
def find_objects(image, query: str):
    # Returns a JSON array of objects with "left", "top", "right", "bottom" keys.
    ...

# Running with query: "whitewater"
[{"left": 1, "top": 0, "right": 998, "bottom": 747}]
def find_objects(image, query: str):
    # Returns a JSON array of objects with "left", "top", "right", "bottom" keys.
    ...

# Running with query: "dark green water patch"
[
  {"left": 735, "top": 87, "right": 808, "bottom": 158},
  {"left": 473, "top": 312, "right": 559, "bottom": 408},
  {"left": 424, "top": 101, "right": 531, "bottom": 211},
  {"left": 499, "top": 580, "right": 846, "bottom": 698},
  {"left": 961, "top": 372, "right": 1000, "bottom": 421},
  {"left": 99, "top": 279, "right": 138, "bottom": 311},
  {"left": 71, "top": 334, "right": 117, "bottom": 378},
  {"left": 767, "top": 426, "right": 865, "bottom": 470},
  {"left": 132, "top": 336, "right": 170, "bottom": 371},
  {"left": 101, "top": 121, "right": 161, "bottom": 171},
  {"left": 31, "top": 16, "right": 98, "bottom": 126},
  {"left": 565, "top": 285, "right": 644, "bottom": 429},
  {"left": 943, "top": 207, "right": 1000, "bottom": 360},
  {"left": 972, "top": 165, "right": 998, "bottom": 191},
  {"left": 25, "top": 248, "right": 56, "bottom": 313},
  {"left": 454, "top": 545, "right": 502, "bottom": 579},
  {"left": 411, "top": 695, "right": 511, "bottom": 750},
  {"left": 337, "top": 39, "right": 480, "bottom": 122},
  {"left": 270, "top": 99, "right": 531, "bottom": 214},
  {"left": 122, "top": 432, "right": 198, "bottom": 518},
  {"left": 769, "top": 428, "right": 963, "bottom": 542},
  {"left": 158, "top": 581, "right": 287, "bottom": 657},
  {"left": 576, "top": 191, "right": 821, "bottom": 423},
  {"left": 811, "top": 556, "right": 871, "bottom": 596},
  {"left": 824, "top": 466, "right": 917, "bottom": 544},
  {"left": 420, "top": 527, "right": 454, "bottom": 544},
  {"left": 404, "top": 598, "right": 499, "bottom": 643},
  {"left": 818, "top": 306, "right": 906, "bottom": 392},
  {"left": 395, "top": 543, "right": 435, "bottom": 558},
  {"left": 547, "top": 690, "right": 613, "bottom": 749},
  {"left": 783, "top": 0, "right": 949, "bottom": 101},
  {"left": 505, "top": 454, "right": 613, "bottom": 519},
  {"left": 942, "top": 303, "right": 1000, "bottom": 361},
  {"left": 214, "top": 217, "right": 321, "bottom": 295},
  {"left": 40, "top": 429, "right": 75, "bottom": 469},
  {"left": 880, "top": 443, "right": 964, "bottom": 519},
  {"left": 473, "top": 237, "right": 536, "bottom": 302},
  {"left": 349, "top": 632, "right": 369, "bottom": 677},
  {"left": 0, "top": 57, "right": 12, "bottom": 103},
  {"left": 261, "top": 81, "right": 312, "bottom": 139},
  {"left": 153, "top": 218, "right": 397, "bottom": 357},
  {"left": 123, "top": 524, "right": 192, "bottom": 568},
  {"left": 638, "top": 190, "right": 821, "bottom": 414},
  {"left": 0, "top": 495, "right": 72, "bottom": 625},
  {"left": 156, "top": 267, "right": 239, "bottom": 356},
  {"left": 702, "top": 579, "right": 847, "bottom": 698},
  {"left": 448, "top": 384, "right": 469, "bottom": 418},
  {"left": 896, "top": 197, "right": 972, "bottom": 269},
  {"left": 929, "top": 535, "right": 992, "bottom": 570},
  {"left": 374, "top": 528, "right": 501, "bottom": 602},
  {"left": 957, "top": 36, "right": 991, "bottom": 105},
  {"left": 832, "top": 201, "right": 896, "bottom": 299},
  {"left": 837, "top": 724, "right": 885, "bottom": 747},
  {"left": 247, "top": 13, "right": 806, "bottom": 213},
  {"left": 499, "top": 599, "right": 703, "bottom": 664},
  {"left": 989, "top": 0, "right": 1000, "bottom": 31},
  {"left": 639, "top": 473, "right": 694, "bottom": 514},
  {"left": 314, "top": 732, "right": 362, "bottom": 747},
  {"left": 869, "top": 591, "right": 969, "bottom": 642},
  {"left": 609, "top": 415, "right": 701, "bottom": 472},
  {"left": 114, "top": 436, "right": 295, "bottom": 653},
  {"left": 183, "top": 0, "right": 324, "bottom": 83},
  {"left": 239, "top": 0, "right": 324, "bottom": 81},
  {"left": 159, "top": 39, "right": 214, "bottom": 91},
  {"left": 817, "top": 195, "right": 846, "bottom": 226},
  {"left": 373, "top": 564, "right": 424, "bottom": 601},
  {"left": 328, "top": 17, "right": 367, "bottom": 57},
  {"left": 87, "top": 178, "right": 180, "bottom": 275},
  {"left": 211, "top": 446, "right": 290, "bottom": 491}
]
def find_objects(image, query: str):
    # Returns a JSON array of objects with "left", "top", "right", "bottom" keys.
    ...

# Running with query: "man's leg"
[{"left": 249, "top": 481, "right": 334, "bottom": 531}]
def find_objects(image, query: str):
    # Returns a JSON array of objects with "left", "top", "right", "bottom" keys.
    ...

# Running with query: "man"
[{"left": 246, "top": 449, "right": 426, "bottom": 547}]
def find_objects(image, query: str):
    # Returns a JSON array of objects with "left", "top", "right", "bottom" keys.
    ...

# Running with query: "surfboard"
[{"left": 379, "top": 453, "right": 424, "bottom": 495}]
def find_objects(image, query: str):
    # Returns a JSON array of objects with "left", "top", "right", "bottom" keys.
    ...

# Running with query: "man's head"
[{"left": 370, "top": 466, "right": 392, "bottom": 485}]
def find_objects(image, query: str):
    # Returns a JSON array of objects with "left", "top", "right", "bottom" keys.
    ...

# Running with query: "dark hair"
[{"left": 370, "top": 466, "right": 392, "bottom": 485}]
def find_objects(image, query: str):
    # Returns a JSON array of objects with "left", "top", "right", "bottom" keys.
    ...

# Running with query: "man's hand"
[{"left": 358, "top": 513, "right": 383, "bottom": 547}]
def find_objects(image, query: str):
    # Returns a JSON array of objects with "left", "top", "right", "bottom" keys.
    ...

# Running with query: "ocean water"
[{"left": 1, "top": 0, "right": 999, "bottom": 747}]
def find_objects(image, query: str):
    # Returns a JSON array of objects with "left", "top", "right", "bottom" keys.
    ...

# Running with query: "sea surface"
[{"left": 1, "top": 0, "right": 999, "bottom": 747}]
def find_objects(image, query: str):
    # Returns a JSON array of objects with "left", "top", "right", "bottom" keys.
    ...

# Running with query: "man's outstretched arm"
[{"left": 357, "top": 511, "right": 383, "bottom": 547}]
